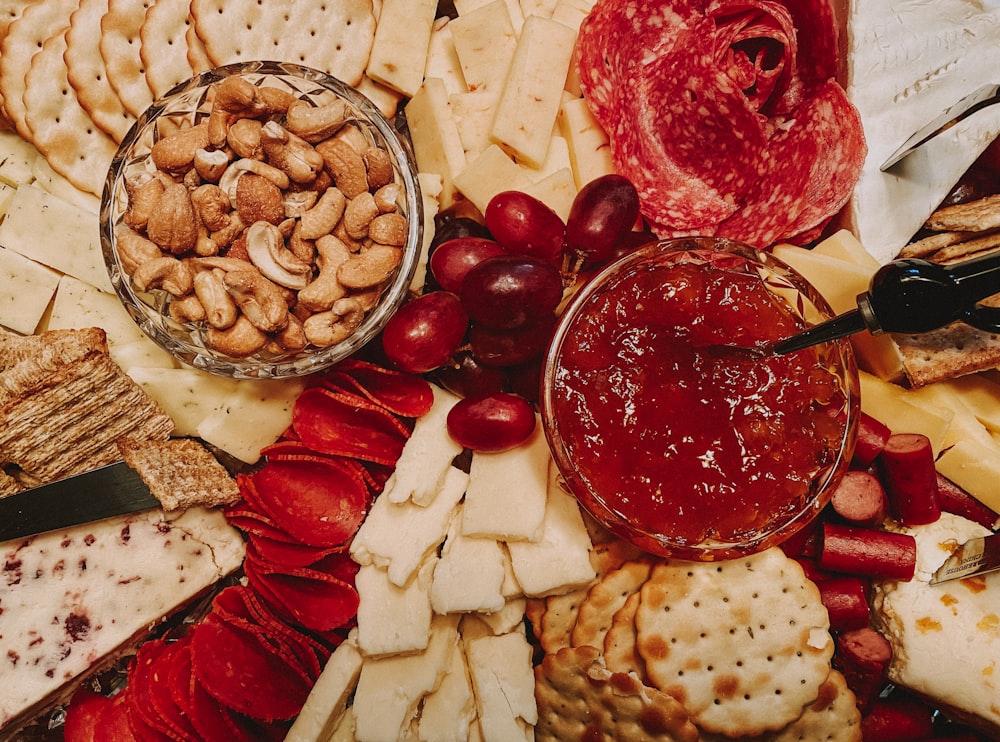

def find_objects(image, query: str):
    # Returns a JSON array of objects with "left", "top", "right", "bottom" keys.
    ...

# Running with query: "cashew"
[
  {"left": 205, "top": 314, "right": 268, "bottom": 357},
  {"left": 189, "top": 256, "right": 253, "bottom": 272},
  {"left": 132, "top": 256, "right": 194, "bottom": 296},
  {"left": 337, "top": 244, "right": 402, "bottom": 289},
  {"left": 150, "top": 122, "right": 211, "bottom": 173},
  {"left": 145, "top": 181, "right": 199, "bottom": 254},
  {"left": 209, "top": 213, "right": 246, "bottom": 249},
  {"left": 283, "top": 190, "right": 319, "bottom": 218},
  {"left": 302, "top": 297, "right": 365, "bottom": 347},
  {"left": 219, "top": 158, "right": 291, "bottom": 206},
  {"left": 169, "top": 294, "right": 207, "bottom": 324},
  {"left": 241, "top": 220, "right": 313, "bottom": 291},
  {"left": 191, "top": 184, "right": 231, "bottom": 232},
  {"left": 363, "top": 147, "right": 394, "bottom": 190},
  {"left": 223, "top": 268, "right": 290, "bottom": 333},
  {"left": 298, "top": 234, "right": 351, "bottom": 312},
  {"left": 315, "top": 137, "right": 369, "bottom": 198},
  {"left": 235, "top": 172, "right": 286, "bottom": 225},
  {"left": 373, "top": 182, "right": 402, "bottom": 213},
  {"left": 207, "top": 76, "right": 260, "bottom": 147},
  {"left": 193, "top": 269, "right": 238, "bottom": 329},
  {"left": 123, "top": 175, "right": 165, "bottom": 231},
  {"left": 299, "top": 187, "right": 346, "bottom": 240},
  {"left": 193, "top": 148, "right": 230, "bottom": 182},
  {"left": 368, "top": 212, "right": 408, "bottom": 246},
  {"left": 227, "top": 118, "right": 264, "bottom": 159},
  {"left": 273, "top": 311, "right": 308, "bottom": 352},
  {"left": 343, "top": 191, "right": 379, "bottom": 240},
  {"left": 285, "top": 99, "right": 350, "bottom": 143},
  {"left": 261, "top": 121, "right": 324, "bottom": 185},
  {"left": 116, "top": 225, "right": 163, "bottom": 275},
  {"left": 287, "top": 222, "right": 316, "bottom": 263}
]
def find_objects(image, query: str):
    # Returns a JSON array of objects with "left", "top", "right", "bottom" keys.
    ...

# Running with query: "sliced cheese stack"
[{"left": 289, "top": 384, "right": 597, "bottom": 741}]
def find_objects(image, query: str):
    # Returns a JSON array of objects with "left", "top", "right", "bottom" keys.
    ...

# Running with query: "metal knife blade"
[
  {"left": 929, "top": 532, "right": 1000, "bottom": 584},
  {"left": 0, "top": 461, "right": 160, "bottom": 542},
  {"left": 880, "top": 82, "right": 1000, "bottom": 171}
]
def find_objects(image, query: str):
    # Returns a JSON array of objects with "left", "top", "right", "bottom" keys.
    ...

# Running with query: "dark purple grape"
[
  {"left": 505, "top": 360, "right": 543, "bottom": 404},
  {"left": 484, "top": 191, "right": 566, "bottom": 264},
  {"left": 434, "top": 349, "right": 507, "bottom": 399},
  {"left": 429, "top": 237, "right": 507, "bottom": 293},
  {"left": 460, "top": 255, "right": 563, "bottom": 330},
  {"left": 446, "top": 392, "right": 537, "bottom": 452},
  {"left": 424, "top": 216, "right": 491, "bottom": 292},
  {"left": 469, "top": 314, "right": 557, "bottom": 367},
  {"left": 566, "top": 174, "right": 641, "bottom": 266},
  {"left": 382, "top": 291, "right": 468, "bottom": 374}
]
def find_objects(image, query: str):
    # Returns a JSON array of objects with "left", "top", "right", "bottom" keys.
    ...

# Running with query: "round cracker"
[
  {"left": 190, "top": 0, "right": 376, "bottom": 86},
  {"left": 139, "top": 0, "right": 209, "bottom": 100},
  {"left": 635, "top": 548, "right": 834, "bottom": 737},
  {"left": 0, "top": 0, "right": 79, "bottom": 138},
  {"left": 100, "top": 0, "right": 154, "bottom": 118},
  {"left": 571, "top": 558, "right": 651, "bottom": 649},
  {"left": 65, "top": 0, "right": 134, "bottom": 142},
  {"left": 22, "top": 27, "right": 118, "bottom": 196},
  {"left": 603, "top": 590, "right": 647, "bottom": 680}
]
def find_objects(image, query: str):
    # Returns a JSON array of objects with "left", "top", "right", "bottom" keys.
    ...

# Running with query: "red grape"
[
  {"left": 469, "top": 314, "right": 556, "bottom": 367},
  {"left": 446, "top": 392, "right": 537, "bottom": 452},
  {"left": 435, "top": 349, "right": 507, "bottom": 399},
  {"left": 484, "top": 191, "right": 566, "bottom": 264},
  {"left": 381, "top": 291, "right": 468, "bottom": 374},
  {"left": 505, "top": 360, "right": 543, "bottom": 404},
  {"left": 566, "top": 174, "right": 641, "bottom": 265},
  {"left": 429, "top": 237, "right": 507, "bottom": 293},
  {"left": 460, "top": 255, "right": 563, "bottom": 329}
]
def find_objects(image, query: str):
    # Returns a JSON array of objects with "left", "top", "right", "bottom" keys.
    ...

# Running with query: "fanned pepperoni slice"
[
  {"left": 64, "top": 688, "right": 113, "bottom": 742},
  {"left": 322, "top": 359, "right": 434, "bottom": 418},
  {"left": 250, "top": 531, "right": 347, "bottom": 567},
  {"left": 94, "top": 690, "right": 138, "bottom": 742},
  {"left": 248, "top": 458, "right": 368, "bottom": 547},
  {"left": 292, "top": 386, "right": 409, "bottom": 465},
  {"left": 189, "top": 674, "right": 247, "bottom": 741},
  {"left": 127, "top": 640, "right": 186, "bottom": 741}
]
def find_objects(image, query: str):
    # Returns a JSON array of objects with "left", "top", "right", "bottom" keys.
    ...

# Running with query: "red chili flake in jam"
[{"left": 550, "top": 258, "right": 846, "bottom": 548}]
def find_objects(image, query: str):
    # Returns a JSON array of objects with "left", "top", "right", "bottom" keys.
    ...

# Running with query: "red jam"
[{"left": 548, "top": 253, "right": 847, "bottom": 552}]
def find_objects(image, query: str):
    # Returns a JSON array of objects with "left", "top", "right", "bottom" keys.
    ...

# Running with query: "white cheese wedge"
[
  {"left": 944, "top": 373, "right": 1000, "bottom": 433},
  {"left": 505, "top": 471, "right": 596, "bottom": 597},
  {"left": 907, "top": 382, "right": 997, "bottom": 451},
  {"left": 385, "top": 384, "right": 464, "bottom": 506},
  {"left": 365, "top": 0, "right": 438, "bottom": 97},
  {"left": 352, "top": 465, "right": 467, "bottom": 587},
  {"left": 489, "top": 15, "right": 577, "bottom": 168},
  {"left": 0, "top": 245, "right": 59, "bottom": 334},
  {"left": 431, "top": 518, "right": 507, "bottom": 615},
  {"left": 406, "top": 78, "right": 468, "bottom": 209},
  {"left": 0, "top": 130, "right": 40, "bottom": 187},
  {"left": 449, "top": 0, "right": 518, "bottom": 96},
  {"left": 844, "top": 2, "right": 1000, "bottom": 263},
  {"left": 356, "top": 561, "right": 434, "bottom": 657},
  {"left": 0, "top": 184, "right": 111, "bottom": 293},
  {"left": 463, "top": 626, "right": 537, "bottom": 742},
  {"left": 871, "top": 513, "right": 1000, "bottom": 733},
  {"left": 858, "top": 370, "right": 954, "bottom": 456},
  {"left": 462, "top": 424, "right": 549, "bottom": 541},
  {"left": 0, "top": 507, "right": 245, "bottom": 735},
  {"left": 352, "top": 613, "right": 460, "bottom": 742},
  {"left": 45, "top": 275, "right": 153, "bottom": 359},
  {"left": 417, "top": 639, "right": 477, "bottom": 742},
  {"left": 285, "top": 630, "right": 363, "bottom": 742},
  {"left": 423, "top": 18, "right": 467, "bottom": 97}
]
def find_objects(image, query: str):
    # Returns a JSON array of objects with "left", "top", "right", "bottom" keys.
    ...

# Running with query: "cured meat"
[{"left": 576, "top": 0, "right": 865, "bottom": 247}]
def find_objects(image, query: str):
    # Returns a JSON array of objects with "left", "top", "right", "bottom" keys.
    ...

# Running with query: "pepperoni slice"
[
  {"left": 323, "top": 358, "right": 435, "bottom": 418},
  {"left": 64, "top": 688, "right": 113, "bottom": 742}
]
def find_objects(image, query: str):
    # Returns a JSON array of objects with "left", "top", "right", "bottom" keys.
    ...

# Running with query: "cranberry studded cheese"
[{"left": 0, "top": 508, "right": 245, "bottom": 736}]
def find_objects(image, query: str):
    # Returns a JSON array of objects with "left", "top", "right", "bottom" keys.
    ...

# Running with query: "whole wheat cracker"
[
  {"left": 534, "top": 645, "right": 699, "bottom": 742},
  {"left": 570, "top": 558, "right": 651, "bottom": 649},
  {"left": 100, "top": 0, "right": 155, "bottom": 118},
  {"left": 65, "top": 0, "right": 134, "bottom": 143},
  {"left": 898, "top": 230, "right": 979, "bottom": 259},
  {"left": 0, "top": 326, "right": 107, "bottom": 371},
  {"left": 635, "top": 547, "right": 833, "bottom": 737},
  {"left": 925, "top": 193, "right": 1000, "bottom": 232},
  {"left": 21, "top": 24, "right": 118, "bottom": 196},
  {"left": 190, "top": 0, "right": 377, "bottom": 86},
  {"left": 139, "top": 0, "right": 210, "bottom": 100},
  {"left": 932, "top": 234, "right": 1000, "bottom": 264},
  {"left": 0, "top": 0, "right": 79, "bottom": 139},
  {"left": 602, "top": 591, "right": 647, "bottom": 681},
  {"left": 893, "top": 322, "right": 1000, "bottom": 387}
]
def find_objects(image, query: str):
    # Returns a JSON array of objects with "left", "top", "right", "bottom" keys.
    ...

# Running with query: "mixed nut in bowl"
[
  {"left": 541, "top": 237, "right": 860, "bottom": 561},
  {"left": 100, "top": 61, "right": 422, "bottom": 379}
]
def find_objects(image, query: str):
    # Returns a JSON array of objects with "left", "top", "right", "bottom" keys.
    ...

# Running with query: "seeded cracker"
[
  {"left": 534, "top": 645, "right": 698, "bottom": 742},
  {"left": 139, "top": 0, "right": 211, "bottom": 100},
  {"left": 635, "top": 547, "right": 833, "bottom": 737},
  {"left": 100, "top": 0, "right": 155, "bottom": 119},
  {"left": 190, "top": 0, "right": 377, "bottom": 87}
]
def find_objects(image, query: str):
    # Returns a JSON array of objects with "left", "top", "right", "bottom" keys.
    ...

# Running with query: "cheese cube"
[
  {"left": 490, "top": 15, "right": 577, "bottom": 168},
  {"left": 406, "top": 78, "right": 468, "bottom": 209},
  {"left": 0, "top": 246, "right": 59, "bottom": 334},
  {"left": 557, "top": 95, "right": 614, "bottom": 188},
  {"left": 285, "top": 631, "right": 363, "bottom": 742},
  {"left": 453, "top": 144, "right": 533, "bottom": 215},
  {"left": 450, "top": 0, "right": 518, "bottom": 96},
  {"left": 356, "top": 562, "right": 434, "bottom": 657},
  {"left": 424, "top": 18, "right": 467, "bottom": 97},
  {"left": 0, "top": 185, "right": 111, "bottom": 292},
  {"left": 464, "top": 628, "right": 537, "bottom": 741},
  {"left": 462, "top": 424, "right": 549, "bottom": 540},
  {"left": 366, "top": 0, "right": 438, "bottom": 97},
  {"left": 431, "top": 519, "right": 507, "bottom": 615},
  {"left": 0, "top": 130, "right": 40, "bottom": 187}
]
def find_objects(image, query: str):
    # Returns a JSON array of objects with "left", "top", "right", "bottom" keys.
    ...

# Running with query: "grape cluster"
[{"left": 380, "top": 174, "right": 644, "bottom": 451}]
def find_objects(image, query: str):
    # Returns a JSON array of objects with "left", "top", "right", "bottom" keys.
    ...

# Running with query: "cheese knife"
[
  {"left": 880, "top": 82, "right": 1000, "bottom": 170},
  {"left": 0, "top": 462, "right": 162, "bottom": 542},
  {"left": 930, "top": 532, "right": 1000, "bottom": 584}
]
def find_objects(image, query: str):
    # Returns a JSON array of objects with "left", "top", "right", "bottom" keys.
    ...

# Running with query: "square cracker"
[
  {"left": 893, "top": 322, "right": 1000, "bottom": 387},
  {"left": 190, "top": 0, "right": 376, "bottom": 86}
]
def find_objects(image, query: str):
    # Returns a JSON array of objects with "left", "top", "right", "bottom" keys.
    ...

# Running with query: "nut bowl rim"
[
  {"left": 541, "top": 236, "right": 861, "bottom": 561},
  {"left": 100, "top": 60, "right": 423, "bottom": 380}
]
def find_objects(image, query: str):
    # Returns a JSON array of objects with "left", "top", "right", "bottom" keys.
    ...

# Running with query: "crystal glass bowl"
[
  {"left": 101, "top": 61, "right": 422, "bottom": 379},
  {"left": 541, "top": 237, "right": 860, "bottom": 560}
]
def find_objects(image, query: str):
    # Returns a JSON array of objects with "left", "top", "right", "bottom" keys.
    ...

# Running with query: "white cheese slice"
[
  {"left": 519, "top": 0, "right": 557, "bottom": 18},
  {"left": 31, "top": 157, "right": 101, "bottom": 215},
  {"left": 413, "top": 172, "right": 442, "bottom": 294},
  {"left": 0, "top": 507, "right": 244, "bottom": 735},
  {"left": 405, "top": 78, "right": 468, "bottom": 209},
  {"left": 477, "top": 596, "right": 528, "bottom": 635},
  {"left": 871, "top": 513, "right": 1000, "bottom": 730},
  {"left": 463, "top": 626, "right": 537, "bottom": 742},
  {"left": 453, "top": 144, "right": 534, "bottom": 214},
  {"left": 0, "top": 184, "right": 111, "bottom": 292},
  {"left": 365, "top": 0, "right": 438, "bottom": 97},
  {"left": 417, "top": 639, "right": 477, "bottom": 742},
  {"left": 450, "top": 0, "right": 518, "bottom": 96},
  {"left": 858, "top": 370, "right": 954, "bottom": 456},
  {"left": 127, "top": 367, "right": 239, "bottom": 437},
  {"left": 352, "top": 465, "right": 467, "bottom": 587},
  {"left": 285, "top": 630, "right": 363, "bottom": 742},
  {"left": 557, "top": 95, "right": 614, "bottom": 188},
  {"left": 845, "top": 2, "right": 1000, "bottom": 263},
  {"left": 461, "top": 424, "right": 549, "bottom": 541},
  {"left": 431, "top": 517, "right": 507, "bottom": 615},
  {"left": 935, "top": 439, "right": 1000, "bottom": 514},
  {"left": 356, "top": 561, "right": 434, "bottom": 657},
  {"left": 0, "top": 245, "right": 59, "bottom": 334},
  {"left": 0, "top": 130, "right": 40, "bottom": 187},
  {"left": 451, "top": 89, "right": 501, "bottom": 161},
  {"left": 523, "top": 165, "right": 577, "bottom": 222},
  {"left": 505, "top": 468, "right": 596, "bottom": 597},
  {"left": 385, "top": 384, "right": 464, "bottom": 506},
  {"left": 352, "top": 613, "right": 460, "bottom": 742},
  {"left": 423, "top": 18, "right": 468, "bottom": 97}
]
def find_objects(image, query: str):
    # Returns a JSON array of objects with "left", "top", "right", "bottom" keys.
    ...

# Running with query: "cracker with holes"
[
  {"left": 571, "top": 558, "right": 651, "bottom": 649},
  {"left": 100, "top": 0, "right": 155, "bottom": 119},
  {"left": 769, "top": 669, "right": 861, "bottom": 742},
  {"left": 635, "top": 547, "right": 833, "bottom": 737},
  {"left": 535, "top": 645, "right": 699, "bottom": 742},
  {"left": 603, "top": 591, "right": 647, "bottom": 680},
  {"left": 190, "top": 0, "right": 376, "bottom": 87},
  {"left": 139, "top": 0, "right": 211, "bottom": 100}
]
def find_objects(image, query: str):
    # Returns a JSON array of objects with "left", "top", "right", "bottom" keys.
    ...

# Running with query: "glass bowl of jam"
[{"left": 541, "top": 237, "right": 860, "bottom": 561}]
